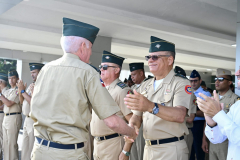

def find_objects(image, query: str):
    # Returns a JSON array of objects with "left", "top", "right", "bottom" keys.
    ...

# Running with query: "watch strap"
[{"left": 122, "top": 150, "right": 130, "bottom": 156}]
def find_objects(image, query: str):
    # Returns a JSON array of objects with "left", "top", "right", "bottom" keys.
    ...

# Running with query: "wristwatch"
[
  {"left": 152, "top": 103, "right": 159, "bottom": 115},
  {"left": 21, "top": 90, "right": 25, "bottom": 94},
  {"left": 122, "top": 150, "right": 130, "bottom": 156}
]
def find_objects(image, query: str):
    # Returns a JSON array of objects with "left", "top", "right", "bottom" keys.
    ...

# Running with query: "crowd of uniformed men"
[{"left": 0, "top": 17, "right": 238, "bottom": 160}]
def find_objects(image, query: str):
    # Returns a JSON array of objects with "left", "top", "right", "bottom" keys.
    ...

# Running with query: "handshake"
[{"left": 124, "top": 123, "right": 139, "bottom": 143}]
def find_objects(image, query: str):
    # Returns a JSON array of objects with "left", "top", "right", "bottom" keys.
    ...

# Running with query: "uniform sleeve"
[
  {"left": 205, "top": 124, "right": 227, "bottom": 144},
  {"left": 118, "top": 88, "right": 132, "bottom": 116},
  {"left": 173, "top": 80, "right": 191, "bottom": 109},
  {"left": 8, "top": 90, "right": 20, "bottom": 104},
  {"left": 86, "top": 74, "right": 120, "bottom": 120},
  {"left": 212, "top": 107, "right": 240, "bottom": 147}
]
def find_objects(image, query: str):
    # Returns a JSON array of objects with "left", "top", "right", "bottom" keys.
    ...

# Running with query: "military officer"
[
  {"left": 127, "top": 75, "right": 134, "bottom": 88},
  {"left": 0, "top": 69, "right": 22, "bottom": 160},
  {"left": 17, "top": 63, "right": 44, "bottom": 160},
  {"left": 125, "top": 36, "right": 191, "bottom": 160},
  {"left": 208, "top": 68, "right": 239, "bottom": 160},
  {"left": 0, "top": 72, "right": 9, "bottom": 158},
  {"left": 90, "top": 51, "right": 133, "bottom": 160},
  {"left": 128, "top": 62, "right": 153, "bottom": 160},
  {"left": 30, "top": 18, "right": 137, "bottom": 160},
  {"left": 174, "top": 66, "right": 197, "bottom": 159}
]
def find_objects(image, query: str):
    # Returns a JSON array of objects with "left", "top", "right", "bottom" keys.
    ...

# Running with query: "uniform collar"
[
  {"left": 108, "top": 78, "right": 120, "bottom": 90},
  {"left": 218, "top": 89, "right": 233, "bottom": 99},
  {"left": 63, "top": 53, "right": 80, "bottom": 60}
]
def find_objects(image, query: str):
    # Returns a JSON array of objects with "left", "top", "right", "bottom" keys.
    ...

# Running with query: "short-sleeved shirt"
[
  {"left": 30, "top": 53, "right": 120, "bottom": 144},
  {"left": 3, "top": 87, "right": 21, "bottom": 113},
  {"left": 133, "top": 69, "right": 191, "bottom": 140},
  {"left": 186, "top": 93, "right": 197, "bottom": 128},
  {"left": 219, "top": 89, "right": 239, "bottom": 114},
  {"left": 22, "top": 85, "right": 32, "bottom": 116},
  {"left": 91, "top": 78, "right": 132, "bottom": 137},
  {"left": 0, "top": 87, "right": 8, "bottom": 111}
]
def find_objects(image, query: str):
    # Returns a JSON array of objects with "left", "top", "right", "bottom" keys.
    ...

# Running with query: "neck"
[
  {"left": 104, "top": 77, "right": 118, "bottom": 86},
  {"left": 10, "top": 85, "right": 16, "bottom": 89},
  {"left": 219, "top": 89, "right": 229, "bottom": 96},
  {"left": 137, "top": 76, "right": 146, "bottom": 84},
  {"left": 155, "top": 67, "right": 172, "bottom": 80}
]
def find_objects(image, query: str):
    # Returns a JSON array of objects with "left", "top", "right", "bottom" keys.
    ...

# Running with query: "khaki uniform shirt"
[
  {"left": 134, "top": 70, "right": 191, "bottom": 140},
  {"left": 0, "top": 87, "right": 8, "bottom": 111},
  {"left": 186, "top": 93, "right": 197, "bottom": 128},
  {"left": 30, "top": 53, "right": 120, "bottom": 144},
  {"left": 22, "top": 85, "right": 31, "bottom": 116},
  {"left": 220, "top": 89, "right": 239, "bottom": 113},
  {"left": 131, "top": 77, "right": 153, "bottom": 92},
  {"left": 91, "top": 78, "right": 132, "bottom": 137},
  {"left": 3, "top": 87, "right": 21, "bottom": 113}
]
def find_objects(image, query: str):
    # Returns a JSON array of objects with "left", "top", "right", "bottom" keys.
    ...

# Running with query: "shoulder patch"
[
  {"left": 117, "top": 81, "right": 128, "bottom": 89},
  {"left": 185, "top": 85, "right": 192, "bottom": 94},
  {"left": 175, "top": 73, "right": 188, "bottom": 79}
]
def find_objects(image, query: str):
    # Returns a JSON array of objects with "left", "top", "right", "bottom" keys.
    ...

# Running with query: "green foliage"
[{"left": 0, "top": 59, "right": 17, "bottom": 73}]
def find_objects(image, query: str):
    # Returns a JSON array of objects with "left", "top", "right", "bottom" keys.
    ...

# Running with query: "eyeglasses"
[
  {"left": 189, "top": 80, "right": 199, "bottom": 83},
  {"left": 99, "top": 64, "right": 117, "bottom": 70},
  {"left": 214, "top": 77, "right": 230, "bottom": 82},
  {"left": 145, "top": 55, "right": 170, "bottom": 61}
]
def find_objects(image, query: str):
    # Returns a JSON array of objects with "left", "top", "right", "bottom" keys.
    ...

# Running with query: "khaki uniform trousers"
[
  {"left": 22, "top": 116, "right": 35, "bottom": 160},
  {"left": 209, "top": 139, "right": 228, "bottom": 160},
  {"left": 93, "top": 136, "right": 124, "bottom": 160},
  {"left": 31, "top": 140, "right": 89, "bottom": 160},
  {"left": 130, "top": 124, "right": 145, "bottom": 160},
  {"left": 0, "top": 113, "right": 4, "bottom": 158},
  {"left": 184, "top": 129, "right": 193, "bottom": 159},
  {"left": 2, "top": 114, "right": 22, "bottom": 160},
  {"left": 143, "top": 139, "right": 189, "bottom": 160}
]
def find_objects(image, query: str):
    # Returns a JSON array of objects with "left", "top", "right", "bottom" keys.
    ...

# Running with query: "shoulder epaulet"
[
  {"left": 175, "top": 73, "right": 188, "bottom": 79},
  {"left": 144, "top": 76, "right": 154, "bottom": 82},
  {"left": 117, "top": 81, "right": 128, "bottom": 89},
  {"left": 88, "top": 64, "right": 100, "bottom": 73}
]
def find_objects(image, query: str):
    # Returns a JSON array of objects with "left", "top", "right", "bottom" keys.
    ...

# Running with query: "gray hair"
[{"left": 60, "top": 36, "right": 90, "bottom": 53}]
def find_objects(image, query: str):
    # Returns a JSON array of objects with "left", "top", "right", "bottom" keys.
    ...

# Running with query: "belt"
[
  {"left": 0, "top": 111, "right": 3, "bottom": 113},
  {"left": 36, "top": 137, "right": 84, "bottom": 150},
  {"left": 145, "top": 136, "right": 184, "bottom": 146},
  {"left": 95, "top": 133, "right": 122, "bottom": 141},
  {"left": 5, "top": 112, "right": 21, "bottom": 116}
]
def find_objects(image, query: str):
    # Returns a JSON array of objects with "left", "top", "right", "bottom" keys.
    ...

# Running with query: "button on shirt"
[
  {"left": 30, "top": 53, "right": 120, "bottom": 144},
  {"left": 205, "top": 100, "right": 240, "bottom": 160},
  {"left": 193, "top": 86, "right": 211, "bottom": 121}
]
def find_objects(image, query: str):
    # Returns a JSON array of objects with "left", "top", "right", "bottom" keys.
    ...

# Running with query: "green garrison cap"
[
  {"left": 8, "top": 69, "right": 18, "bottom": 78},
  {"left": 149, "top": 36, "right": 175, "bottom": 53},
  {"left": 29, "top": 63, "right": 44, "bottom": 71},
  {"left": 129, "top": 63, "right": 144, "bottom": 72},
  {"left": 101, "top": 50, "right": 125, "bottom": 67},
  {"left": 63, "top": 17, "right": 100, "bottom": 44},
  {"left": 0, "top": 72, "right": 8, "bottom": 81}
]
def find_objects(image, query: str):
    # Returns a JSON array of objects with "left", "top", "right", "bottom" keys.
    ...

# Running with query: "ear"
[
  {"left": 168, "top": 56, "right": 174, "bottom": 65},
  {"left": 229, "top": 81, "right": 233, "bottom": 86},
  {"left": 115, "top": 67, "right": 120, "bottom": 75},
  {"left": 200, "top": 79, "right": 202, "bottom": 84}
]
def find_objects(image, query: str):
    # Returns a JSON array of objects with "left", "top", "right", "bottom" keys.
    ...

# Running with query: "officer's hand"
[
  {"left": 197, "top": 91, "right": 221, "bottom": 118},
  {"left": 119, "top": 152, "right": 129, "bottom": 160},
  {"left": 29, "top": 83, "right": 35, "bottom": 95},
  {"left": 17, "top": 80, "right": 27, "bottom": 92},
  {"left": 124, "top": 90, "right": 154, "bottom": 112},
  {"left": 201, "top": 137, "right": 209, "bottom": 153}
]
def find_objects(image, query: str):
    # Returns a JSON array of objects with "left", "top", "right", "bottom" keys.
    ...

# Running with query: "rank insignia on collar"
[{"left": 155, "top": 44, "right": 161, "bottom": 49}]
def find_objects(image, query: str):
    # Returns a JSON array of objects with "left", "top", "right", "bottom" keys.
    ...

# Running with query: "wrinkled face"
[
  {"left": 8, "top": 76, "right": 18, "bottom": 86},
  {"left": 81, "top": 42, "right": 93, "bottom": 63},
  {"left": 131, "top": 70, "right": 142, "bottom": 84},
  {"left": 190, "top": 77, "right": 201, "bottom": 90},
  {"left": 100, "top": 62, "right": 119, "bottom": 82},
  {"left": 31, "top": 69, "right": 40, "bottom": 82},
  {"left": 215, "top": 75, "right": 231, "bottom": 91},
  {"left": 147, "top": 51, "right": 172, "bottom": 76}
]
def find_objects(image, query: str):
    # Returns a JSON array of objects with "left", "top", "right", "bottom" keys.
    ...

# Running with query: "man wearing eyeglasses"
[
  {"left": 90, "top": 51, "right": 133, "bottom": 160},
  {"left": 189, "top": 69, "right": 211, "bottom": 160},
  {"left": 125, "top": 36, "right": 191, "bottom": 160},
  {"left": 197, "top": 69, "right": 240, "bottom": 160},
  {"left": 207, "top": 68, "right": 238, "bottom": 160}
]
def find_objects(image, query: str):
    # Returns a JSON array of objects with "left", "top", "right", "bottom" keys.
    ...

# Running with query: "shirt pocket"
[{"left": 157, "top": 93, "right": 173, "bottom": 107}]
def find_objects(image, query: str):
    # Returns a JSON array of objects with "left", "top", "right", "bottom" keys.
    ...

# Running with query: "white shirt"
[
  {"left": 205, "top": 100, "right": 240, "bottom": 160},
  {"left": 153, "top": 79, "right": 164, "bottom": 91}
]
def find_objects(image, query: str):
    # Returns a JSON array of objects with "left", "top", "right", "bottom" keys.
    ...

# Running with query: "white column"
[{"left": 235, "top": 1, "right": 240, "bottom": 96}]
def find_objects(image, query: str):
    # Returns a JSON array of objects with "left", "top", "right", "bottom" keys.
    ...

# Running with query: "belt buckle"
[
  {"left": 95, "top": 137, "right": 101, "bottom": 142},
  {"left": 145, "top": 140, "right": 151, "bottom": 146}
]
